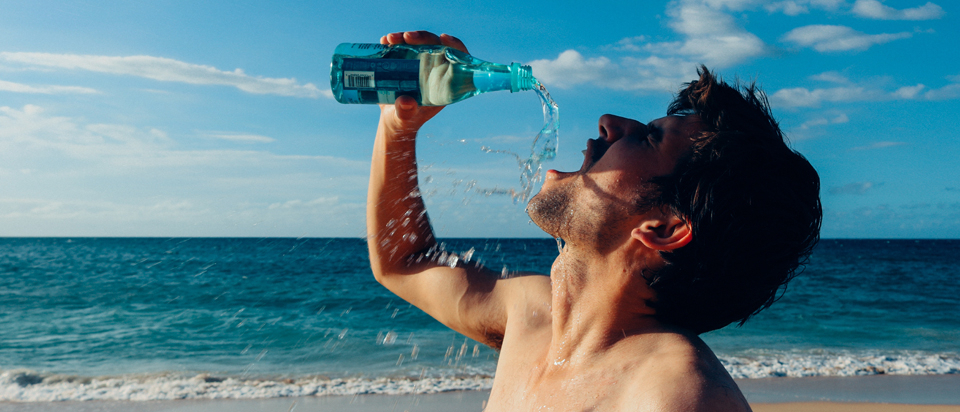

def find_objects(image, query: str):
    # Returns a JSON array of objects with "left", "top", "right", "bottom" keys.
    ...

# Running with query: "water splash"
[
  {"left": 523, "top": 80, "right": 559, "bottom": 201},
  {"left": 480, "top": 79, "right": 559, "bottom": 203}
]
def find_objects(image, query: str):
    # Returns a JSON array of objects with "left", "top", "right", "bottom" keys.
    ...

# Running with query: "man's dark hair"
[{"left": 645, "top": 66, "right": 822, "bottom": 334}]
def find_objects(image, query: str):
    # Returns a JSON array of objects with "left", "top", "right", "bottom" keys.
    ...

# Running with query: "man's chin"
[{"left": 525, "top": 188, "right": 568, "bottom": 238}]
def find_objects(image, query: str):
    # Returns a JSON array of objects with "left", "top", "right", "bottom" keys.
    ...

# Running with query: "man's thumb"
[{"left": 395, "top": 96, "right": 418, "bottom": 120}]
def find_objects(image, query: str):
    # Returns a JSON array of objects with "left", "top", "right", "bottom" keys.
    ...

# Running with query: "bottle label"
[
  {"left": 341, "top": 58, "right": 419, "bottom": 90},
  {"left": 340, "top": 58, "right": 421, "bottom": 104}
]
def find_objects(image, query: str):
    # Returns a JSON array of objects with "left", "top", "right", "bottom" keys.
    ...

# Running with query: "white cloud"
[
  {"left": 810, "top": 71, "right": 852, "bottom": 84},
  {"left": 701, "top": 0, "right": 760, "bottom": 10},
  {"left": 0, "top": 104, "right": 370, "bottom": 236},
  {"left": 0, "top": 79, "right": 99, "bottom": 94},
  {"left": 530, "top": 0, "right": 765, "bottom": 92},
  {"left": 852, "top": 0, "right": 944, "bottom": 20},
  {"left": 783, "top": 25, "right": 912, "bottom": 52},
  {"left": 771, "top": 86, "right": 884, "bottom": 107},
  {"left": 528, "top": 50, "right": 699, "bottom": 92},
  {"left": 0, "top": 52, "right": 328, "bottom": 98},
  {"left": 924, "top": 83, "right": 960, "bottom": 100},
  {"left": 527, "top": 50, "right": 617, "bottom": 89},
  {"left": 0, "top": 104, "right": 367, "bottom": 170},
  {"left": 204, "top": 132, "right": 276, "bottom": 143},
  {"left": 799, "top": 113, "right": 849, "bottom": 129},
  {"left": 657, "top": 1, "right": 768, "bottom": 66},
  {"left": 850, "top": 141, "right": 907, "bottom": 151},
  {"left": 923, "top": 75, "right": 960, "bottom": 100},
  {"left": 268, "top": 197, "right": 339, "bottom": 209},
  {"left": 765, "top": 0, "right": 847, "bottom": 15},
  {"left": 775, "top": 73, "right": 960, "bottom": 106},
  {"left": 609, "top": 36, "right": 649, "bottom": 52},
  {"left": 892, "top": 84, "right": 926, "bottom": 99}
]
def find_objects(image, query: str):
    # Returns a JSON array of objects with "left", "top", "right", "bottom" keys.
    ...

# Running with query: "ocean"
[{"left": 1, "top": 238, "right": 958, "bottom": 401}]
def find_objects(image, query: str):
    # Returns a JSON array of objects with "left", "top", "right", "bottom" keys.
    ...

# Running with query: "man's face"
[{"left": 527, "top": 113, "right": 702, "bottom": 248}]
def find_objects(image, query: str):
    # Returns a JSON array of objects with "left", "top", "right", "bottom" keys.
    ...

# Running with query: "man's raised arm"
[{"left": 366, "top": 31, "right": 548, "bottom": 348}]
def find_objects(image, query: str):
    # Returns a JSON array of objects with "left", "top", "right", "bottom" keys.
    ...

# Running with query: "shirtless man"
[{"left": 367, "top": 31, "right": 822, "bottom": 411}]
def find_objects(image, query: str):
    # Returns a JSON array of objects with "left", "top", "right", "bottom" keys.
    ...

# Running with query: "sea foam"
[
  {"left": 0, "top": 370, "right": 493, "bottom": 402},
  {"left": 3, "top": 350, "right": 959, "bottom": 402},
  {"left": 722, "top": 350, "right": 960, "bottom": 379}
]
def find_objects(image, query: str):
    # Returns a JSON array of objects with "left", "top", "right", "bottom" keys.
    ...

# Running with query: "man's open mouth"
[{"left": 580, "top": 138, "right": 608, "bottom": 172}]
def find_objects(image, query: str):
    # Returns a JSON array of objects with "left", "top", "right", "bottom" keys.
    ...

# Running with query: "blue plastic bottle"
[{"left": 330, "top": 43, "right": 534, "bottom": 106}]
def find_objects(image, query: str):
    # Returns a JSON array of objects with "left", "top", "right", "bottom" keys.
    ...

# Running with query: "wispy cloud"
[
  {"left": 0, "top": 104, "right": 369, "bottom": 236},
  {"left": 0, "top": 79, "right": 99, "bottom": 94},
  {"left": 830, "top": 181, "right": 884, "bottom": 195},
  {"left": 770, "top": 71, "right": 957, "bottom": 107},
  {"left": 0, "top": 104, "right": 365, "bottom": 169},
  {"left": 268, "top": 196, "right": 340, "bottom": 210},
  {"left": 892, "top": 84, "right": 926, "bottom": 99},
  {"left": 810, "top": 71, "right": 853, "bottom": 84},
  {"left": 852, "top": 0, "right": 944, "bottom": 20},
  {"left": 528, "top": 0, "right": 765, "bottom": 91},
  {"left": 0, "top": 52, "right": 329, "bottom": 98},
  {"left": 773, "top": 70, "right": 960, "bottom": 107},
  {"left": 765, "top": 0, "right": 847, "bottom": 15},
  {"left": 203, "top": 132, "right": 276, "bottom": 143},
  {"left": 799, "top": 113, "right": 849, "bottom": 129},
  {"left": 924, "top": 75, "right": 960, "bottom": 100},
  {"left": 782, "top": 25, "right": 912, "bottom": 52},
  {"left": 762, "top": 0, "right": 943, "bottom": 19},
  {"left": 771, "top": 86, "right": 885, "bottom": 107},
  {"left": 850, "top": 141, "right": 907, "bottom": 151}
]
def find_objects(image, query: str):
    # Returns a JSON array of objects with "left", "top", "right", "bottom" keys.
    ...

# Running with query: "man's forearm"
[{"left": 366, "top": 116, "right": 436, "bottom": 276}]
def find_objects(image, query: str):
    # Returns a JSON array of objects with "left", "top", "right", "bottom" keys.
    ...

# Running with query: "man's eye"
[{"left": 649, "top": 127, "right": 663, "bottom": 142}]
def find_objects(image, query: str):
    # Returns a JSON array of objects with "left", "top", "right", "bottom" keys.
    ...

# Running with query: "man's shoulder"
[{"left": 619, "top": 331, "right": 752, "bottom": 411}]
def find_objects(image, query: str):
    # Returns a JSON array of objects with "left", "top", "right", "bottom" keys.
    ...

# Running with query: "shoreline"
[{"left": 1, "top": 375, "right": 959, "bottom": 411}]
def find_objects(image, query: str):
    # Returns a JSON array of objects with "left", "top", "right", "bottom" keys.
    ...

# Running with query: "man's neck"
[{"left": 544, "top": 243, "right": 662, "bottom": 371}]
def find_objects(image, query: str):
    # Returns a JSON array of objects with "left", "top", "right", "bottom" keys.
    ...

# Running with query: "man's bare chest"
[{"left": 483, "top": 337, "right": 631, "bottom": 411}]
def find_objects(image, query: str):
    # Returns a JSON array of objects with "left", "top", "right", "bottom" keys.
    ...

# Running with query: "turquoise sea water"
[{"left": 1, "top": 238, "right": 958, "bottom": 400}]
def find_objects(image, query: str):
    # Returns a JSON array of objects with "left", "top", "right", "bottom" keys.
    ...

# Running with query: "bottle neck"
[
  {"left": 473, "top": 63, "right": 534, "bottom": 94},
  {"left": 510, "top": 63, "right": 534, "bottom": 93}
]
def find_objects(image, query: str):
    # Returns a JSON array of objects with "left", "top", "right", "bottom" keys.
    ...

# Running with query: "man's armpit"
[{"left": 479, "top": 323, "right": 505, "bottom": 351}]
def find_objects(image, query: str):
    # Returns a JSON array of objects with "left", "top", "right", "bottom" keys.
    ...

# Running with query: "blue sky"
[{"left": 0, "top": 0, "right": 957, "bottom": 238}]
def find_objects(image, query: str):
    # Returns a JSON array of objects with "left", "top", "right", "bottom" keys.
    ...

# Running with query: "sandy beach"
[
  {"left": 2, "top": 374, "right": 958, "bottom": 411},
  {"left": 3, "top": 394, "right": 960, "bottom": 412}
]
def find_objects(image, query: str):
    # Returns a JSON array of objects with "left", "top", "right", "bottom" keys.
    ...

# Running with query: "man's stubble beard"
[
  {"left": 526, "top": 180, "right": 576, "bottom": 239},
  {"left": 527, "top": 176, "right": 646, "bottom": 253}
]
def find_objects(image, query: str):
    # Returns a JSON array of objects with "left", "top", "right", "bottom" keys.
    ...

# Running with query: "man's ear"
[{"left": 631, "top": 211, "right": 692, "bottom": 251}]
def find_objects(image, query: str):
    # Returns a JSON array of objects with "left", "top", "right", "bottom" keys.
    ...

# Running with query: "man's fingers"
[
  {"left": 394, "top": 95, "right": 419, "bottom": 120},
  {"left": 440, "top": 34, "right": 469, "bottom": 54},
  {"left": 383, "top": 32, "right": 406, "bottom": 44},
  {"left": 404, "top": 31, "right": 441, "bottom": 45},
  {"left": 380, "top": 31, "right": 469, "bottom": 54}
]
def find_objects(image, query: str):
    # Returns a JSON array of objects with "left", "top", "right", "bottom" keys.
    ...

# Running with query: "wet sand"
[
  {"left": 2, "top": 375, "right": 958, "bottom": 411},
  {"left": 752, "top": 404, "right": 960, "bottom": 412}
]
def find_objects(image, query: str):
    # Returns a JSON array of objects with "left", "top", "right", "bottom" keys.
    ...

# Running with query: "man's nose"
[{"left": 598, "top": 114, "right": 646, "bottom": 143}]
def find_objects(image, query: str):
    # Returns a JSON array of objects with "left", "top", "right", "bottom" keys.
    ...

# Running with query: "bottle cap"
[{"left": 510, "top": 63, "right": 534, "bottom": 93}]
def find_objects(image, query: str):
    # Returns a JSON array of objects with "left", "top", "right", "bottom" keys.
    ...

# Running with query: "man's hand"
[{"left": 377, "top": 31, "right": 469, "bottom": 138}]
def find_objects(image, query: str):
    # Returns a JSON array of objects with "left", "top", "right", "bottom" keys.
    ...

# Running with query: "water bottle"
[{"left": 330, "top": 43, "right": 535, "bottom": 106}]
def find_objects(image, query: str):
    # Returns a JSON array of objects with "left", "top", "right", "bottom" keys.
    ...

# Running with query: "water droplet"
[{"left": 383, "top": 331, "right": 397, "bottom": 345}]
